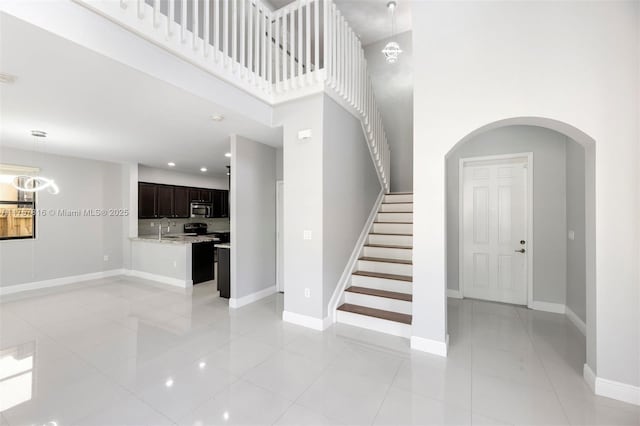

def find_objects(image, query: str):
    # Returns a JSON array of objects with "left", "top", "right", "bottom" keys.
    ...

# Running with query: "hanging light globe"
[{"left": 382, "top": 41, "right": 403, "bottom": 64}]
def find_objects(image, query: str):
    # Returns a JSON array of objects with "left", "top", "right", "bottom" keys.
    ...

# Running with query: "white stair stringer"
[{"left": 335, "top": 193, "right": 415, "bottom": 339}]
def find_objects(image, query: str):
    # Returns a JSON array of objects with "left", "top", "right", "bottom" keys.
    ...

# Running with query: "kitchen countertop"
[
  {"left": 131, "top": 234, "right": 220, "bottom": 245},
  {"left": 214, "top": 243, "right": 231, "bottom": 249}
]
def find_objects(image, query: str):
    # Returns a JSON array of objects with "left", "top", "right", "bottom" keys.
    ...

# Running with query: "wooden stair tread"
[
  {"left": 369, "top": 232, "right": 413, "bottom": 236},
  {"left": 353, "top": 270, "right": 413, "bottom": 282},
  {"left": 374, "top": 221, "right": 412, "bottom": 224},
  {"left": 338, "top": 303, "right": 412, "bottom": 324},
  {"left": 346, "top": 286, "right": 412, "bottom": 301},
  {"left": 359, "top": 256, "right": 412, "bottom": 265},
  {"left": 365, "top": 244, "right": 412, "bottom": 250}
]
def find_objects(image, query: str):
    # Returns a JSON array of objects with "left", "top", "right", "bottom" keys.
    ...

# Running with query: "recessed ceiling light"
[
  {"left": 168, "top": 162, "right": 176, "bottom": 167},
  {"left": 211, "top": 114, "right": 224, "bottom": 122},
  {"left": 31, "top": 130, "right": 47, "bottom": 138},
  {"left": 225, "top": 152, "right": 231, "bottom": 158},
  {"left": 200, "top": 167, "right": 207, "bottom": 172}
]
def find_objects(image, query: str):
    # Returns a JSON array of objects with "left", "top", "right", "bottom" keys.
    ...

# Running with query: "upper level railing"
[{"left": 75, "top": 0, "right": 390, "bottom": 190}]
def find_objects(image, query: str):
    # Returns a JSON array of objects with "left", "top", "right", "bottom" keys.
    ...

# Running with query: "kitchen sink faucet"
[{"left": 158, "top": 219, "right": 171, "bottom": 241}]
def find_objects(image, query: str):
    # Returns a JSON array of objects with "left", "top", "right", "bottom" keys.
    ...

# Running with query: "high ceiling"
[
  {"left": 0, "top": 13, "right": 282, "bottom": 177},
  {"left": 265, "top": 0, "right": 412, "bottom": 46}
]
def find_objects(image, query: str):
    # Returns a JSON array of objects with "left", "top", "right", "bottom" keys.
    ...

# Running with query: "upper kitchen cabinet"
[
  {"left": 212, "top": 190, "right": 229, "bottom": 218},
  {"left": 189, "top": 189, "right": 211, "bottom": 203},
  {"left": 156, "top": 185, "right": 175, "bottom": 217},
  {"left": 174, "top": 186, "right": 190, "bottom": 218},
  {"left": 138, "top": 183, "right": 157, "bottom": 218}
]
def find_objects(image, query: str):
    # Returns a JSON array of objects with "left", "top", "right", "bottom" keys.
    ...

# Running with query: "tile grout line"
[
  {"left": 369, "top": 357, "right": 403, "bottom": 425},
  {"left": 514, "top": 306, "right": 573, "bottom": 425}
]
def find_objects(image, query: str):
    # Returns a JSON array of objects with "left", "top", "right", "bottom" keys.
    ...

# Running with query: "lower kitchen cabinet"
[{"left": 192, "top": 241, "right": 215, "bottom": 284}]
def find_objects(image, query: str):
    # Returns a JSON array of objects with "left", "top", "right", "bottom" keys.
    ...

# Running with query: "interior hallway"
[{"left": 0, "top": 277, "right": 638, "bottom": 425}]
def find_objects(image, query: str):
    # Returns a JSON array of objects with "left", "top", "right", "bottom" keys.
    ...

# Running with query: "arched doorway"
[{"left": 445, "top": 117, "right": 596, "bottom": 385}]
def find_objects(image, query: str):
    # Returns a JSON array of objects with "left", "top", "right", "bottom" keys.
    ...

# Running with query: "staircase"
[{"left": 336, "top": 192, "right": 413, "bottom": 337}]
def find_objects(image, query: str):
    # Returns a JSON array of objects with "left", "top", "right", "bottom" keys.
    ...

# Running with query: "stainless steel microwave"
[{"left": 190, "top": 202, "right": 212, "bottom": 218}]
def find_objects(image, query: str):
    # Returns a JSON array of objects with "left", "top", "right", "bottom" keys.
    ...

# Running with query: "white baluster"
[
  {"left": 254, "top": 1, "right": 259, "bottom": 84},
  {"left": 318, "top": 0, "right": 323, "bottom": 81},
  {"left": 137, "top": 0, "right": 144, "bottom": 19},
  {"left": 192, "top": 0, "right": 198, "bottom": 50},
  {"left": 275, "top": 12, "right": 281, "bottom": 91},
  {"left": 248, "top": 0, "right": 253, "bottom": 73},
  {"left": 167, "top": 0, "right": 175, "bottom": 36},
  {"left": 241, "top": 0, "right": 246, "bottom": 75},
  {"left": 268, "top": 10, "right": 273, "bottom": 86},
  {"left": 223, "top": 0, "right": 229, "bottom": 64},
  {"left": 289, "top": 8, "right": 295, "bottom": 85},
  {"left": 181, "top": 0, "right": 187, "bottom": 43},
  {"left": 153, "top": 0, "right": 160, "bottom": 27},
  {"left": 297, "top": 1, "right": 303, "bottom": 83},
  {"left": 262, "top": 7, "right": 267, "bottom": 84},
  {"left": 204, "top": 0, "right": 210, "bottom": 56},
  {"left": 232, "top": 0, "right": 237, "bottom": 67},
  {"left": 214, "top": 0, "right": 220, "bottom": 60},
  {"left": 305, "top": 0, "right": 311, "bottom": 84}
]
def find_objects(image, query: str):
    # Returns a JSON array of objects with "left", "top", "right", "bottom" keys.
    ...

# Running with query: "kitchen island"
[{"left": 129, "top": 234, "right": 219, "bottom": 287}]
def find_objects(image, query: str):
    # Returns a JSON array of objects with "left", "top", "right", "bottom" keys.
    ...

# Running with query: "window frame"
[{"left": 0, "top": 177, "right": 37, "bottom": 241}]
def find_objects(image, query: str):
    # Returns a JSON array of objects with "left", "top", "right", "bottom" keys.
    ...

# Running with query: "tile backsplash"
[{"left": 138, "top": 218, "right": 230, "bottom": 236}]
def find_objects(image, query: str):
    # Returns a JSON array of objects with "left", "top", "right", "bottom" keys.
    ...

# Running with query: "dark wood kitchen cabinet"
[
  {"left": 174, "top": 186, "right": 190, "bottom": 218},
  {"left": 138, "top": 182, "right": 229, "bottom": 219},
  {"left": 138, "top": 183, "right": 157, "bottom": 218},
  {"left": 156, "top": 185, "right": 175, "bottom": 217},
  {"left": 192, "top": 241, "right": 215, "bottom": 284}
]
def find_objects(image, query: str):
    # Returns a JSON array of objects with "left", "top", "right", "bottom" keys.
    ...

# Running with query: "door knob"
[{"left": 514, "top": 249, "right": 526, "bottom": 253}]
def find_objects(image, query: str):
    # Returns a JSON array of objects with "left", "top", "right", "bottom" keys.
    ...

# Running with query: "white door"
[
  {"left": 462, "top": 158, "right": 528, "bottom": 305},
  {"left": 276, "top": 180, "right": 284, "bottom": 292}
]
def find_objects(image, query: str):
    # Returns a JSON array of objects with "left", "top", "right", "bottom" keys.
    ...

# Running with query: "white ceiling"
[
  {"left": 265, "top": 0, "right": 412, "bottom": 46},
  {"left": 0, "top": 13, "right": 282, "bottom": 176}
]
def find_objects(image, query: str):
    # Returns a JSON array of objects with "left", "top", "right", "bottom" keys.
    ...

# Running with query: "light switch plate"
[
  {"left": 568, "top": 230, "right": 575, "bottom": 241},
  {"left": 303, "top": 230, "right": 312, "bottom": 240},
  {"left": 304, "top": 288, "right": 310, "bottom": 298}
]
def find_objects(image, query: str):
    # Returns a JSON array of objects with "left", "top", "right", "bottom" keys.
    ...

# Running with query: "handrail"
[{"left": 75, "top": 0, "right": 390, "bottom": 191}]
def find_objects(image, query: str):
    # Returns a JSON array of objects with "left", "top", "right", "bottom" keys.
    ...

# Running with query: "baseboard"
[
  {"left": 410, "top": 334, "right": 449, "bottom": 357},
  {"left": 529, "top": 300, "right": 566, "bottom": 314},
  {"left": 126, "top": 270, "right": 192, "bottom": 288},
  {"left": 447, "top": 289, "right": 463, "bottom": 299},
  {"left": 0, "top": 269, "right": 126, "bottom": 296},
  {"left": 565, "top": 306, "right": 586, "bottom": 336},
  {"left": 229, "top": 285, "right": 277, "bottom": 309},
  {"left": 328, "top": 188, "right": 385, "bottom": 320},
  {"left": 584, "top": 363, "right": 640, "bottom": 406},
  {"left": 282, "top": 310, "right": 332, "bottom": 331}
]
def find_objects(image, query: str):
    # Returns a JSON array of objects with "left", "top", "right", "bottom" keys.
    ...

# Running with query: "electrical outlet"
[
  {"left": 173, "top": 260, "right": 177, "bottom": 268},
  {"left": 103, "top": 255, "right": 109, "bottom": 262},
  {"left": 150, "top": 222, "right": 155, "bottom": 227},
  {"left": 568, "top": 230, "right": 575, "bottom": 241},
  {"left": 304, "top": 288, "right": 310, "bottom": 298},
  {"left": 303, "top": 230, "right": 312, "bottom": 240}
]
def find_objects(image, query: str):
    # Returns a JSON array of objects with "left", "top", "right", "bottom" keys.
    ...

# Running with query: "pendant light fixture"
[
  {"left": 381, "top": 1, "right": 402, "bottom": 64},
  {"left": 10, "top": 130, "right": 60, "bottom": 195}
]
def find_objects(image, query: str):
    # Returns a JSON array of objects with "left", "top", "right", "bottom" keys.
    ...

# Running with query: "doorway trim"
[{"left": 458, "top": 152, "right": 534, "bottom": 307}]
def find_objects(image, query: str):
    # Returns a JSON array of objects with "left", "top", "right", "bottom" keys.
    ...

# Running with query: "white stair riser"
[
  {"left": 368, "top": 234, "right": 413, "bottom": 246},
  {"left": 344, "top": 292, "right": 412, "bottom": 315},
  {"left": 336, "top": 310, "right": 411, "bottom": 338},
  {"left": 380, "top": 203, "right": 412, "bottom": 213},
  {"left": 384, "top": 194, "right": 413, "bottom": 203},
  {"left": 351, "top": 274, "right": 412, "bottom": 294},
  {"left": 376, "top": 212, "right": 413, "bottom": 223},
  {"left": 372, "top": 223, "right": 412, "bottom": 235},
  {"left": 358, "top": 260, "right": 412, "bottom": 276},
  {"left": 363, "top": 246, "right": 412, "bottom": 261}
]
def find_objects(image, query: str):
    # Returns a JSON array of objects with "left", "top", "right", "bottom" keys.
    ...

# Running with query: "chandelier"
[
  {"left": 381, "top": 1, "right": 403, "bottom": 64},
  {"left": 10, "top": 130, "right": 60, "bottom": 195}
]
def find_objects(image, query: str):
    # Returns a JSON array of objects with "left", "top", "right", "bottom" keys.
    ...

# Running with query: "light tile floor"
[{"left": 0, "top": 276, "right": 638, "bottom": 425}]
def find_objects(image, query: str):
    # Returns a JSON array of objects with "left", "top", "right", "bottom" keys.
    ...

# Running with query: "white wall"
[
  {"left": 412, "top": 1, "right": 639, "bottom": 390},
  {"left": 447, "top": 126, "right": 568, "bottom": 305},
  {"left": 274, "top": 94, "right": 325, "bottom": 319},
  {"left": 138, "top": 164, "right": 228, "bottom": 189},
  {"left": 566, "top": 140, "right": 586, "bottom": 323},
  {"left": 275, "top": 147, "right": 283, "bottom": 181},
  {"left": 230, "top": 134, "right": 277, "bottom": 301},
  {"left": 322, "top": 96, "right": 382, "bottom": 316},
  {"left": 0, "top": 147, "right": 126, "bottom": 288},
  {"left": 364, "top": 31, "right": 413, "bottom": 192}
]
